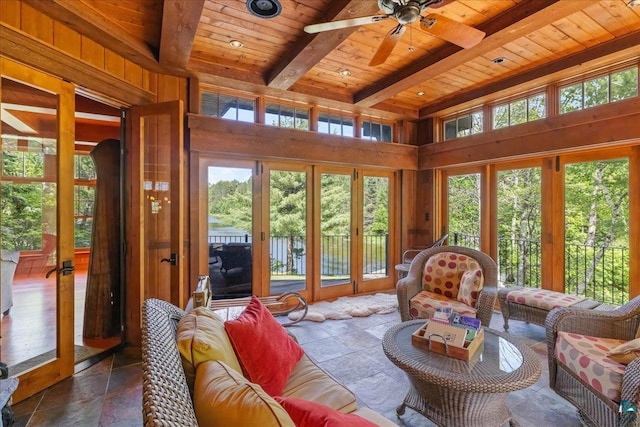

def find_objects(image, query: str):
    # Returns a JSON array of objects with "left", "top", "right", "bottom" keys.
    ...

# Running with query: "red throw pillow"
[
  {"left": 224, "top": 296, "right": 304, "bottom": 396},
  {"left": 274, "top": 396, "right": 377, "bottom": 427}
]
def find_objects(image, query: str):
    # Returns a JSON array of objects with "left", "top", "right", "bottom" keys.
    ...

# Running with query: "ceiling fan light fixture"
[
  {"left": 246, "top": 0, "right": 282, "bottom": 18},
  {"left": 229, "top": 40, "right": 244, "bottom": 48}
]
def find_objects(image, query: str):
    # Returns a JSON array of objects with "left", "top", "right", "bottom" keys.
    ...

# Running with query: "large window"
[
  {"left": 201, "top": 92, "right": 255, "bottom": 122},
  {"left": 74, "top": 154, "right": 96, "bottom": 248},
  {"left": 559, "top": 67, "right": 639, "bottom": 114}
]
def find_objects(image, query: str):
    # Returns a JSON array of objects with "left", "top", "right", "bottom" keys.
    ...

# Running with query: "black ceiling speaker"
[{"left": 246, "top": 0, "right": 282, "bottom": 18}]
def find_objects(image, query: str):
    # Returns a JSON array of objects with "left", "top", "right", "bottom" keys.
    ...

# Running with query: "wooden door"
[
  {"left": 126, "top": 101, "right": 184, "bottom": 344},
  {"left": 0, "top": 58, "right": 75, "bottom": 401}
]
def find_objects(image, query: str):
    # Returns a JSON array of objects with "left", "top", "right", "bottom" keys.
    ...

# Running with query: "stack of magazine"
[{"left": 424, "top": 307, "right": 481, "bottom": 348}]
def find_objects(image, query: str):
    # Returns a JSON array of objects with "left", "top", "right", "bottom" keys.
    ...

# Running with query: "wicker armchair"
[
  {"left": 396, "top": 245, "right": 498, "bottom": 327},
  {"left": 546, "top": 296, "right": 640, "bottom": 427}
]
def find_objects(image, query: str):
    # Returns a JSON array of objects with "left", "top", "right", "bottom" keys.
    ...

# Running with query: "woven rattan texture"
[
  {"left": 141, "top": 299, "right": 198, "bottom": 427},
  {"left": 383, "top": 320, "right": 541, "bottom": 427},
  {"left": 497, "top": 286, "right": 600, "bottom": 331},
  {"left": 546, "top": 296, "right": 640, "bottom": 427},
  {"left": 396, "top": 246, "right": 498, "bottom": 327}
]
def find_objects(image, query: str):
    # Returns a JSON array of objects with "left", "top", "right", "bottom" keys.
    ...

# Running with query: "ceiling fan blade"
[
  {"left": 419, "top": 14, "right": 485, "bottom": 49},
  {"left": 369, "top": 25, "right": 406, "bottom": 67},
  {"left": 304, "top": 15, "right": 389, "bottom": 34}
]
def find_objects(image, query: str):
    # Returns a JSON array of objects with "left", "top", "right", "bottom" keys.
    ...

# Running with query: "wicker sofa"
[
  {"left": 546, "top": 295, "right": 640, "bottom": 427},
  {"left": 396, "top": 245, "right": 498, "bottom": 327},
  {"left": 141, "top": 298, "right": 396, "bottom": 426}
]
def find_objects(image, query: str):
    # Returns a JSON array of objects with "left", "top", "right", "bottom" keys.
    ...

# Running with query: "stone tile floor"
[{"left": 12, "top": 310, "right": 582, "bottom": 426}]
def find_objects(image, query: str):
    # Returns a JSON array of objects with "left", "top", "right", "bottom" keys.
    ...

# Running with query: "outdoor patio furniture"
[
  {"left": 546, "top": 295, "right": 640, "bottom": 427},
  {"left": 396, "top": 246, "right": 498, "bottom": 327},
  {"left": 498, "top": 286, "right": 602, "bottom": 331},
  {"left": 383, "top": 320, "right": 541, "bottom": 427}
]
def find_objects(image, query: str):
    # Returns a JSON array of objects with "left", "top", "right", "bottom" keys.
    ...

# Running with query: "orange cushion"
[
  {"left": 225, "top": 296, "right": 304, "bottom": 396},
  {"left": 274, "top": 396, "right": 377, "bottom": 427},
  {"left": 607, "top": 337, "right": 640, "bottom": 365}
]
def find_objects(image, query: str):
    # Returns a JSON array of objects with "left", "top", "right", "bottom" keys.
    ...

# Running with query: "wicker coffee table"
[{"left": 383, "top": 320, "right": 541, "bottom": 427}]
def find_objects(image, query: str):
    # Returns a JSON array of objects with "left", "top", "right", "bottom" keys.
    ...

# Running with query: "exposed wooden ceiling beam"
[
  {"left": 355, "top": 0, "right": 599, "bottom": 108},
  {"left": 159, "top": 0, "right": 205, "bottom": 69},
  {"left": 266, "top": 1, "right": 381, "bottom": 90},
  {"left": 418, "top": 30, "right": 640, "bottom": 118},
  {"left": 21, "top": 0, "right": 165, "bottom": 74}
]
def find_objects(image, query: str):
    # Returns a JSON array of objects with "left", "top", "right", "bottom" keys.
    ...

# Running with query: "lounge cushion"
[
  {"left": 607, "top": 337, "right": 640, "bottom": 365},
  {"left": 555, "top": 331, "right": 626, "bottom": 402},
  {"left": 225, "top": 296, "right": 305, "bottom": 396},
  {"left": 506, "top": 288, "right": 586, "bottom": 310},
  {"left": 410, "top": 290, "right": 477, "bottom": 320},
  {"left": 282, "top": 354, "right": 357, "bottom": 413},
  {"left": 194, "top": 360, "right": 295, "bottom": 427},
  {"left": 274, "top": 396, "right": 376, "bottom": 427},
  {"left": 457, "top": 268, "right": 483, "bottom": 307},
  {"left": 176, "top": 307, "right": 242, "bottom": 392}
]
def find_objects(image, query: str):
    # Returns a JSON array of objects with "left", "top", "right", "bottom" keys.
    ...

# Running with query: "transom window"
[
  {"left": 559, "top": 67, "right": 638, "bottom": 114},
  {"left": 265, "top": 103, "right": 309, "bottom": 130},
  {"left": 492, "top": 93, "right": 546, "bottom": 129},
  {"left": 318, "top": 112, "right": 354, "bottom": 137},
  {"left": 361, "top": 119, "right": 393, "bottom": 142},
  {"left": 201, "top": 92, "right": 255, "bottom": 122},
  {"left": 444, "top": 112, "right": 483, "bottom": 141}
]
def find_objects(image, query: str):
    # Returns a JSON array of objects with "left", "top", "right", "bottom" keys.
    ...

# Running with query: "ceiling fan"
[{"left": 304, "top": 0, "right": 486, "bottom": 66}]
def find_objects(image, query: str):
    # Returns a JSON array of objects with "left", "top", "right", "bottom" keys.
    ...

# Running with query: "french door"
[
  {"left": 127, "top": 100, "right": 185, "bottom": 343},
  {"left": 0, "top": 58, "right": 75, "bottom": 401}
]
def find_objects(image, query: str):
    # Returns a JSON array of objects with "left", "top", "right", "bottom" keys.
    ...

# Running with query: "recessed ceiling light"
[
  {"left": 246, "top": 0, "right": 282, "bottom": 18},
  {"left": 628, "top": 0, "right": 640, "bottom": 6},
  {"left": 339, "top": 69, "right": 352, "bottom": 77},
  {"left": 492, "top": 57, "right": 505, "bottom": 64},
  {"left": 229, "top": 40, "right": 244, "bottom": 48},
  {"left": 416, "top": 91, "right": 425, "bottom": 96}
]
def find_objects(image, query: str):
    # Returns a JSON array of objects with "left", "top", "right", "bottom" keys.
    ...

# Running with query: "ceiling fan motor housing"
[{"left": 378, "top": 0, "right": 425, "bottom": 25}]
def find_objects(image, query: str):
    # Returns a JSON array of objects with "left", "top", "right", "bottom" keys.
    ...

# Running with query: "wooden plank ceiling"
[{"left": 25, "top": 0, "right": 640, "bottom": 121}]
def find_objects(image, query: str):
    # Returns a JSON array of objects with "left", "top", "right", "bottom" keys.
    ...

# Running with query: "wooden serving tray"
[{"left": 411, "top": 322, "right": 484, "bottom": 361}]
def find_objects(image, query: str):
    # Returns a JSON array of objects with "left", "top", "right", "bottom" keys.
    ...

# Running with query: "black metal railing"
[
  {"left": 452, "top": 232, "right": 629, "bottom": 305},
  {"left": 208, "top": 233, "right": 389, "bottom": 276}
]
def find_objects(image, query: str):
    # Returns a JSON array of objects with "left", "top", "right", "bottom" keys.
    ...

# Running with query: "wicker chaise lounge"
[{"left": 546, "top": 295, "right": 640, "bottom": 427}]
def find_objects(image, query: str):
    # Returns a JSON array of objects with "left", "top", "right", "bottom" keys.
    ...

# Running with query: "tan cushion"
[
  {"left": 607, "top": 337, "right": 640, "bottom": 365},
  {"left": 457, "top": 268, "right": 483, "bottom": 307},
  {"left": 282, "top": 354, "right": 357, "bottom": 414},
  {"left": 555, "top": 331, "right": 625, "bottom": 402},
  {"left": 410, "top": 290, "right": 477, "bottom": 320},
  {"left": 506, "top": 288, "right": 585, "bottom": 310},
  {"left": 176, "top": 307, "right": 242, "bottom": 392},
  {"left": 194, "top": 360, "right": 295, "bottom": 427}
]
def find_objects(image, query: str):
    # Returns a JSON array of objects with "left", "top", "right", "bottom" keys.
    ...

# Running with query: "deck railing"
[
  {"left": 452, "top": 232, "right": 629, "bottom": 305},
  {"left": 209, "top": 234, "right": 389, "bottom": 276}
]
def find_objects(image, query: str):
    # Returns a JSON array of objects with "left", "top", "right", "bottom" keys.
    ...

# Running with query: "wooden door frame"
[{"left": 1, "top": 57, "right": 75, "bottom": 402}]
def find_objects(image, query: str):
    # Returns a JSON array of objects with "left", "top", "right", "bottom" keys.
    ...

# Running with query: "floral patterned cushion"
[
  {"left": 457, "top": 269, "right": 483, "bottom": 307},
  {"left": 422, "top": 252, "right": 481, "bottom": 299},
  {"left": 506, "top": 288, "right": 586, "bottom": 310},
  {"left": 409, "top": 291, "right": 477, "bottom": 320},
  {"left": 555, "top": 331, "right": 626, "bottom": 402}
]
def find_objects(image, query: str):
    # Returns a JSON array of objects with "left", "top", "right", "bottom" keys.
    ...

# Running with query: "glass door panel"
[
  {"left": 267, "top": 166, "right": 310, "bottom": 296},
  {"left": 318, "top": 170, "right": 353, "bottom": 296},
  {"left": 1, "top": 59, "right": 75, "bottom": 401},
  {"left": 207, "top": 165, "right": 253, "bottom": 299},
  {"left": 496, "top": 167, "right": 542, "bottom": 288},
  {"left": 447, "top": 173, "right": 481, "bottom": 249},
  {"left": 564, "top": 158, "right": 629, "bottom": 305}
]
